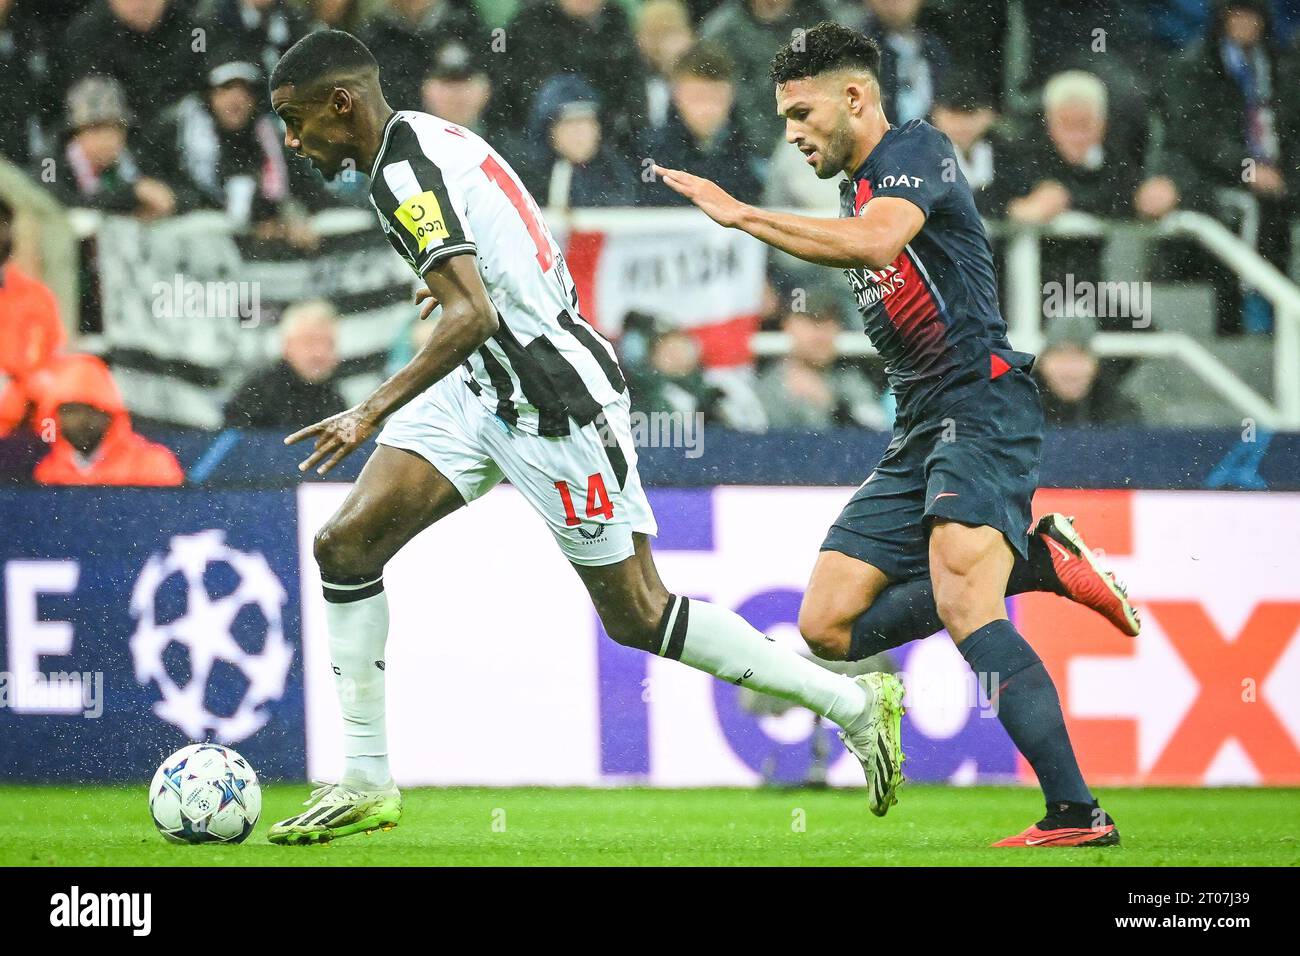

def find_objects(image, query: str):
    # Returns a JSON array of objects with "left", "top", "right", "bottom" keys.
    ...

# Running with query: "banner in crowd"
[
  {"left": 3, "top": 486, "right": 1297, "bottom": 785},
  {"left": 94, "top": 211, "right": 414, "bottom": 429},
  {"left": 561, "top": 210, "right": 768, "bottom": 367}
]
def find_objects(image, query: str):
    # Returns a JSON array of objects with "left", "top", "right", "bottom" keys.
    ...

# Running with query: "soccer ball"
[{"left": 148, "top": 744, "right": 262, "bottom": 844}]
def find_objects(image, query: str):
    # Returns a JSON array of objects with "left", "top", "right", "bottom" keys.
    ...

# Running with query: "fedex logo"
[
  {"left": 603, "top": 487, "right": 1300, "bottom": 787},
  {"left": 1016, "top": 490, "right": 1300, "bottom": 785}
]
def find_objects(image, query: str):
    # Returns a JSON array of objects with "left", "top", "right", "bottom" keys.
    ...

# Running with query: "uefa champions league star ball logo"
[{"left": 129, "top": 530, "right": 293, "bottom": 742}]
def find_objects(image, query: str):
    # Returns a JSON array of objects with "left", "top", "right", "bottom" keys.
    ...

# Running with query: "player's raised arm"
[
  {"left": 285, "top": 254, "right": 496, "bottom": 474},
  {"left": 656, "top": 165, "right": 923, "bottom": 270}
]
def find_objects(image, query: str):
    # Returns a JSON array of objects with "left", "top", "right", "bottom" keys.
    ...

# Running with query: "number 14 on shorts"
[{"left": 554, "top": 474, "right": 614, "bottom": 526}]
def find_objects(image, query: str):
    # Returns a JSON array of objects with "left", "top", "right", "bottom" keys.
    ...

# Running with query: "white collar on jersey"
[{"left": 369, "top": 111, "right": 406, "bottom": 182}]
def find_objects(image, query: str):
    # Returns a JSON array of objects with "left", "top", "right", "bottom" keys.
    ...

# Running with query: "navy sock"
[
  {"left": 958, "top": 619, "right": 1093, "bottom": 805},
  {"left": 847, "top": 535, "right": 1060, "bottom": 661}
]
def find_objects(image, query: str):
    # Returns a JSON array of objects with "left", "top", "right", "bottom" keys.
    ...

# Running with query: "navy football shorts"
[{"left": 821, "top": 366, "right": 1043, "bottom": 581}]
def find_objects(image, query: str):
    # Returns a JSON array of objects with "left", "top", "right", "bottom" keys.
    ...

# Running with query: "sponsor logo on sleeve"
[{"left": 394, "top": 190, "right": 451, "bottom": 251}]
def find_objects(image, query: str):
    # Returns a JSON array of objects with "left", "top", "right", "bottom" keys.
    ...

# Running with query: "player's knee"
[
  {"left": 601, "top": 609, "right": 662, "bottom": 652},
  {"left": 933, "top": 575, "right": 997, "bottom": 641},
  {"left": 932, "top": 586, "right": 968, "bottom": 636},
  {"left": 798, "top": 606, "right": 849, "bottom": 661},
  {"left": 313, "top": 522, "right": 377, "bottom": 581},
  {"left": 600, "top": 589, "right": 674, "bottom": 653}
]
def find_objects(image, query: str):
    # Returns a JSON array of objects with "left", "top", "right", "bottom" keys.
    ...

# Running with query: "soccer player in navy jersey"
[{"left": 658, "top": 22, "right": 1138, "bottom": 847}]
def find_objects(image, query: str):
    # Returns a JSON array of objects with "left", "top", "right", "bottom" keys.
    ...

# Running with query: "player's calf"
[
  {"left": 309, "top": 448, "right": 465, "bottom": 800},
  {"left": 592, "top": 582, "right": 672, "bottom": 652},
  {"left": 577, "top": 542, "right": 905, "bottom": 814},
  {"left": 929, "top": 523, "right": 1013, "bottom": 643}
]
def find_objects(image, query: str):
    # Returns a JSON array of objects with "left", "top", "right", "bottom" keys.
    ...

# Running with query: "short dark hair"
[
  {"left": 769, "top": 22, "right": 881, "bottom": 86},
  {"left": 0, "top": 193, "right": 13, "bottom": 224},
  {"left": 672, "top": 42, "right": 736, "bottom": 83},
  {"left": 269, "top": 29, "right": 379, "bottom": 92}
]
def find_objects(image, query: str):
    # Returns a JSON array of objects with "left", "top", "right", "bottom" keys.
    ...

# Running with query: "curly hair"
[{"left": 769, "top": 21, "right": 881, "bottom": 85}]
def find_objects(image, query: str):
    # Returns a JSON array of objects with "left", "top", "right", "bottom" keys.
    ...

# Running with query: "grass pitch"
[{"left": 2, "top": 785, "right": 1296, "bottom": 867}]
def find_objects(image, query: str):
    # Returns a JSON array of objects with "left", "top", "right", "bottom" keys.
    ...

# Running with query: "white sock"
[
  {"left": 322, "top": 576, "right": 392, "bottom": 790},
  {"left": 658, "top": 596, "right": 870, "bottom": 728}
]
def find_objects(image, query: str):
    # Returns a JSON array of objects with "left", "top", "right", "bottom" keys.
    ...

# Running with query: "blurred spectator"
[
  {"left": 224, "top": 300, "right": 345, "bottom": 429},
  {"left": 842, "top": 0, "right": 952, "bottom": 125},
  {"left": 31, "top": 353, "right": 184, "bottom": 486},
  {"left": 626, "top": 320, "right": 726, "bottom": 422},
  {"left": 0, "top": 0, "right": 51, "bottom": 169},
  {"left": 1160, "top": 0, "right": 1295, "bottom": 333},
  {"left": 755, "top": 290, "right": 888, "bottom": 429},
  {"left": 303, "top": 0, "right": 365, "bottom": 32},
  {"left": 622, "top": 311, "right": 766, "bottom": 429},
  {"left": 517, "top": 75, "right": 636, "bottom": 208},
  {"left": 0, "top": 195, "right": 65, "bottom": 437},
  {"left": 1022, "top": 0, "right": 1153, "bottom": 161},
  {"left": 630, "top": 0, "right": 695, "bottom": 137},
  {"left": 1033, "top": 315, "right": 1141, "bottom": 426},
  {"left": 57, "top": 0, "right": 203, "bottom": 133},
  {"left": 420, "top": 40, "right": 493, "bottom": 137},
  {"left": 1156, "top": 0, "right": 1300, "bottom": 49},
  {"left": 641, "top": 43, "right": 761, "bottom": 207},
  {"left": 362, "top": 0, "right": 486, "bottom": 110},
  {"left": 1163, "top": 0, "right": 1291, "bottom": 209},
  {"left": 50, "top": 76, "right": 178, "bottom": 219},
  {"left": 763, "top": 131, "right": 841, "bottom": 212},
  {"left": 1004, "top": 71, "right": 1146, "bottom": 224},
  {"left": 700, "top": 0, "right": 830, "bottom": 156},
  {"left": 199, "top": 0, "right": 314, "bottom": 89},
  {"left": 928, "top": 73, "right": 1008, "bottom": 216},
  {"left": 1004, "top": 71, "right": 1162, "bottom": 354},
  {"left": 491, "top": 0, "right": 641, "bottom": 150},
  {"left": 140, "top": 50, "right": 327, "bottom": 237}
]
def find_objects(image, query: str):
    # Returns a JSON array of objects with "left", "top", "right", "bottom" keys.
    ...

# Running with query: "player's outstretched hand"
[
  {"left": 284, "top": 407, "right": 378, "bottom": 476},
  {"left": 415, "top": 286, "right": 440, "bottom": 321},
  {"left": 653, "top": 165, "right": 746, "bottom": 228}
]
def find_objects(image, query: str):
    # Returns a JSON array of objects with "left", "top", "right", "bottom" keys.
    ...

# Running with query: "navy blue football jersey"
[{"left": 839, "top": 119, "right": 1032, "bottom": 415}]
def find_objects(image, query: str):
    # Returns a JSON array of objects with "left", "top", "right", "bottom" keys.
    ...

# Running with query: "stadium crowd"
[{"left": 2, "top": 0, "right": 1299, "bottom": 483}]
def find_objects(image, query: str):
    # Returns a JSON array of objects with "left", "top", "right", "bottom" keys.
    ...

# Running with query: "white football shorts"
[{"left": 377, "top": 374, "right": 657, "bottom": 566}]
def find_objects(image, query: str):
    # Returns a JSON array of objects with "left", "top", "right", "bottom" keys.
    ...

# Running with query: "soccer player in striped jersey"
[
  {"left": 658, "top": 22, "right": 1138, "bottom": 847},
  {"left": 264, "top": 29, "right": 905, "bottom": 844}
]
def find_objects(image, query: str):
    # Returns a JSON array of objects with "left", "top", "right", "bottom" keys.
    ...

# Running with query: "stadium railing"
[
  {"left": 753, "top": 211, "right": 1300, "bottom": 429},
  {"left": 58, "top": 203, "right": 1300, "bottom": 429},
  {"left": 999, "top": 211, "right": 1300, "bottom": 429}
]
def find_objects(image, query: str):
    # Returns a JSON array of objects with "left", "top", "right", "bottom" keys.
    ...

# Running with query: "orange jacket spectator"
[
  {"left": 0, "top": 261, "right": 65, "bottom": 436},
  {"left": 31, "top": 354, "right": 184, "bottom": 486}
]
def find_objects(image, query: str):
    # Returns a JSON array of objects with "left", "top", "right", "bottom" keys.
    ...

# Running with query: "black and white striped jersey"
[{"left": 367, "top": 110, "right": 626, "bottom": 437}]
